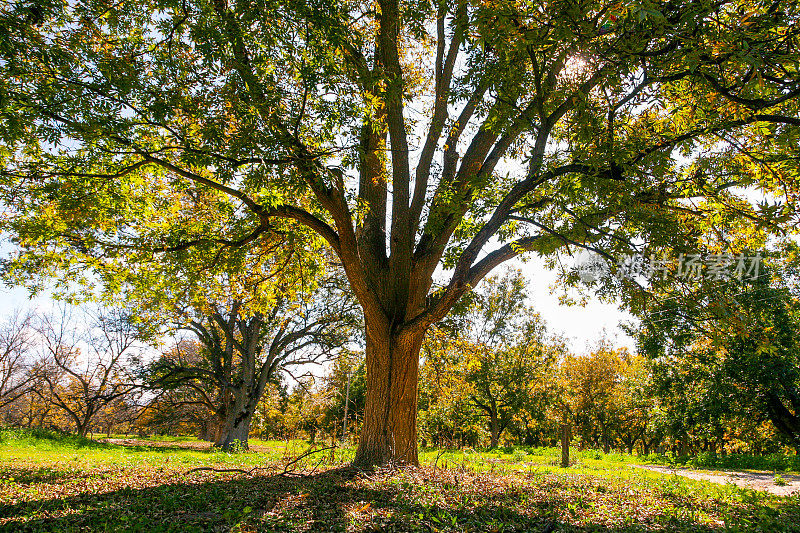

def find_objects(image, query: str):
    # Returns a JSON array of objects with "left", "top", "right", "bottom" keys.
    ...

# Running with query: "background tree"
[
  {"left": 139, "top": 356, "right": 220, "bottom": 439},
  {"left": 250, "top": 381, "right": 290, "bottom": 440},
  {"left": 0, "top": 310, "right": 35, "bottom": 410},
  {"left": 1, "top": 362, "right": 57, "bottom": 429},
  {"left": 455, "top": 271, "right": 563, "bottom": 448},
  {"left": 147, "top": 277, "right": 356, "bottom": 449},
  {"left": 559, "top": 346, "right": 626, "bottom": 452},
  {"left": 419, "top": 269, "right": 565, "bottom": 448},
  {"left": 280, "top": 376, "right": 334, "bottom": 444},
  {"left": 636, "top": 252, "right": 800, "bottom": 452},
  {"left": 124, "top": 218, "right": 357, "bottom": 449},
  {"left": 3, "top": 0, "right": 799, "bottom": 466},
  {"left": 33, "top": 307, "right": 141, "bottom": 437},
  {"left": 510, "top": 359, "right": 562, "bottom": 448},
  {"left": 418, "top": 327, "right": 484, "bottom": 448},
  {"left": 94, "top": 393, "right": 141, "bottom": 438},
  {"left": 320, "top": 350, "right": 366, "bottom": 443},
  {"left": 611, "top": 355, "right": 657, "bottom": 454},
  {"left": 456, "top": 271, "right": 530, "bottom": 448}
]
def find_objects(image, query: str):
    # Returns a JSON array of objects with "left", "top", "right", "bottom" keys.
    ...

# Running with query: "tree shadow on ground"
[{"left": 2, "top": 465, "right": 798, "bottom": 532}]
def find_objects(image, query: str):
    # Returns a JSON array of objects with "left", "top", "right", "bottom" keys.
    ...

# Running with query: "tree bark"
[
  {"left": 353, "top": 327, "right": 424, "bottom": 468},
  {"left": 561, "top": 423, "right": 571, "bottom": 468},
  {"left": 213, "top": 414, "right": 226, "bottom": 444},
  {"left": 766, "top": 395, "right": 800, "bottom": 450},
  {"left": 215, "top": 413, "right": 252, "bottom": 450},
  {"left": 215, "top": 392, "right": 259, "bottom": 450},
  {"left": 489, "top": 412, "right": 500, "bottom": 449}
]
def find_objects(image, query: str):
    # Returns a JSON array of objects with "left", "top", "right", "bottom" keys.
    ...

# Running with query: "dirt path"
[{"left": 633, "top": 464, "right": 800, "bottom": 496}]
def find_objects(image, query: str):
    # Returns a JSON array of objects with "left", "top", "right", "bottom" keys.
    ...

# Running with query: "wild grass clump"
[
  {"left": 0, "top": 427, "right": 111, "bottom": 450},
  {"left": 645, "top": 450, "right": 800, "bottom": 472}
]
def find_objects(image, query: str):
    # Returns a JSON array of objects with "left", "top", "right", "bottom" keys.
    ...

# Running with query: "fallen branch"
[
  {"left": 280, "top": 445, "right": 337, "bottom": 477},
  {"left": 185, "top": 445, "right": 338, "bottom": 478},
  {"left": 186, "top": 466, "right": 273, "bottom": 476}
]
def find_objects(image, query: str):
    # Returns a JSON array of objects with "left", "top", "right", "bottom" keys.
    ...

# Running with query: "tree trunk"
[
  {"left": 353, "top": 327, "right": 424, "bottom": 468},
  {"left": 215, "top": 409, "right": 254, "bottom": 451},
  {"left": 213, "top": 415, "right": 226, "bottom": 444},
  {"left": 74, "top": 413, "right": 90, "bottom": 438},
  {"left": 766, "top": 397, "right": 800, "bottom": 450},
  {"left": 561, "top": 423, "right": 571, "bottom": 468},
  {"left": 489, "top": 412, "right": 500, "bottom": 449},
  {"left": 679, "top": 439, "right": 688, "bottom": 456},
  {"left": 198, "top": 420, "right": 213, "bottom": 441}
]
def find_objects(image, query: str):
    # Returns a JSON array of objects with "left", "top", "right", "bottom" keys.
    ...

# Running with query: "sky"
[
  {"left": 514, "top": 255, "right": 636, "bottom": 353},
  {"left": 0, "top": 284, "right": 51, "bottom": 314}
]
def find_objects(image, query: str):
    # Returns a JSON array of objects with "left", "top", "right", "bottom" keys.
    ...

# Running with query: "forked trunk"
[{"left": 353, "top": 327, "right": 425, "bottom": 468}]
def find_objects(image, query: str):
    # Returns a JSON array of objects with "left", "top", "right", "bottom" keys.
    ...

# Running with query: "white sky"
[
  {"left": 0, "top": 284, "right": 55, "bottom": 315},
  {"left": 513, "top": 255, "right": 635, "bottom": 353}
]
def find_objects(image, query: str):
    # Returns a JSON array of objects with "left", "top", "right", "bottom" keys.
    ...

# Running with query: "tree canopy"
[{"left": 2, "top": 0, "right": 799, "bottom": 465}]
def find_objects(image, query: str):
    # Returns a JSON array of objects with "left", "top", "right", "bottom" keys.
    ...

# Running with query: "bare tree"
[
  {"left": 0, "top": 310, "right": 35, "bottom": 412},
  {"left": 34, "top": 306, "right": 141, "bottom": 437}
]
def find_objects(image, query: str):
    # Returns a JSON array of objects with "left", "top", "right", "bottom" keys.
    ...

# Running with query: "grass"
[
  {"left": 1, "top": 429, "right": 799, "bottom": 532},
  {"left": 0, "top": 428, "right": 325, "bottom": 469}
]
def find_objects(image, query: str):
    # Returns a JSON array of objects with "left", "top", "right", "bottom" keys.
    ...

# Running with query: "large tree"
[
  {"left": 2, "top": 0, "right": 799, "bottom": 466},
  {"left": 148, "top": 278, "right": 356, "bottom": 450}
]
